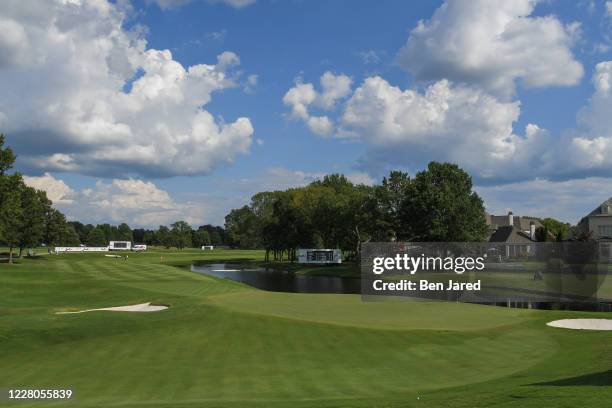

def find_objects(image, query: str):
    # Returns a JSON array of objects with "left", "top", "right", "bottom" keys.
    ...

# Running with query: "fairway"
[{"left": 1, "top": 249, "right": 611, "bottom": 408}]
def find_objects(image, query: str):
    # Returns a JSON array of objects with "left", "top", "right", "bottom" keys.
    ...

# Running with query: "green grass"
[{"left": 1, "top": 249, "right": 611, "bottom": 407}]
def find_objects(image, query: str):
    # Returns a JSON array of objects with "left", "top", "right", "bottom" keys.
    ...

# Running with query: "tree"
[
  {"left": 541, "top": 218, "right": 569, "bottom": 242},
  {"left": 401, "top": 162, "right": 487, "bottom": 242},
  {"left": 0, "top": 174, "right": 23, "bottom": 264},
  {"left": 117, "top": 223, "right": 133, "bottom": 241},
  {"left": 133, "top": 228, "right": 145, "bottom": 243},
  {"left": 17, "top": 185, "right": 46, "bottom": 256},
  {"left": 44, "top": 209, "right": 68, "bottom": 247},
  {"left": 63, "top": 224, "right": 82, "bottom": 246},
  {"left": 0, "top": 134, "right": 16, "bottom": 176},
  {"left": 225, "top": 206, "right": 260, "bottom": 248},
  {"left": 535, "top": 226, "right": 549, "bottom": 242},
  {"left": 171, "top": 221, "right": 192, "bottom": 250},
  {"left": 376, "top": 171, "right": 411, "bottom": 241},
  {"left": 192, "top": 229, "right": 211, "bottom": 247},
  {"left": 158, "top": 225, "right": 174, "bottom": 248},
  {"left": 68, "top": 221, "right": 91, "bottom": 244},
  {"left": 86, "top": 227, "right": 107, "bottom": 247}
]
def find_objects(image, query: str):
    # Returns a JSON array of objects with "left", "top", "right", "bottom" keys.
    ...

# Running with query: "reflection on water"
[{"left": 191, "top": 263, "right": 360, "bottom": 294}]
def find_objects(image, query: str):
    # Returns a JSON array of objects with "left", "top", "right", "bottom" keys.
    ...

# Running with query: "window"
[
  {"left": 603, "top": 204, "right": 611, "bottom": 214},
  {"left": 598, "top": 225, "right": 612, "bottom": 238}
]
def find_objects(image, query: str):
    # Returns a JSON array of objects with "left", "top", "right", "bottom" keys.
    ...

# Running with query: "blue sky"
[{"left": 4, "top": 0, "right": 612, "bottom": 226}]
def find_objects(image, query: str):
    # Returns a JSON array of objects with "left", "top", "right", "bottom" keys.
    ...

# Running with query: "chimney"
[
  {"left": 530, "top": 221, "right": 536, "bottom": 240},
  {"left": 508, "top": 211, "right": 514, "bottom": 227}
]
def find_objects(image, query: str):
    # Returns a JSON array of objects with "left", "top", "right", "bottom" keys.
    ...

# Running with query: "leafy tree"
[
  {"left": 225, "top": 206, "right": 260, "bottom": 248},
  {"left": 86, "top": 227, "right": 107, "bottom": 247},
  {"left": 0, "top": 174, "right": 23, "bottom": 264},
  {"left": 63, "top": 224, "right": 82, "bottom": 246},
  {"left": 68, "top": 221, "right": 92, "bottom": 244},
  {"left": 17, "top": 185, "right": 46, "bottom": 256},
  {"left": 0, "top": 134, "right": 16, "bottom": 176},
  {"left": 541, "top": 218, "right": 569, "bottom": 241},
  {"left": 209, "top": 229, "right": 222, "bottom": 246},
  {"left": 535, "top": 226, "right": 549, "bottom": 242},
  {"left": 157, "top": 225, "right": 173, "bottom": 248},
  {"left": 171, "top": 221, "right": 192, "bottom": 250},
  {"left": 376, "top": 171, "right": 411, "bottom": 241},
  {"left": 192, "top": 229, "right": 211, "bottom": 247},
  {"left": 117, "top": 223, "right": 133, "bottom": 241},
  {"left": 400, "top": 162, "right": 487, "bottom": 242},
  {"left": 44, "top": 209, "right": 67, "bottom": 246},
  {"left": 133, "top": 228, "right": 145, "bottom": 243}
]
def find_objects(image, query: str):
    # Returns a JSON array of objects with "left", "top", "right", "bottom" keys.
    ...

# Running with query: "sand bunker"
[
  {"left": 57, "top": 302, "right": 168, "bottom": 314},
  {"left": 547, "top": 319, "right": 612, "bottom": 330}
]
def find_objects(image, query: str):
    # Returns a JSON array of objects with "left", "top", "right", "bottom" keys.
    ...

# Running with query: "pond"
[
  {"left": 191, "top": 262, "right": 612, "bottom": 311},
  {"left": 191, "top": 262, "right": 360, "bottom": 294}
]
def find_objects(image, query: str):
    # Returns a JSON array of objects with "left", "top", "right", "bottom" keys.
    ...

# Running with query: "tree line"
[
  {"left": 224, "top": 162, "right": 488, "bottom": 262},
  {"left": 67, "top": 221, "right": 227, "bottom": 249}
]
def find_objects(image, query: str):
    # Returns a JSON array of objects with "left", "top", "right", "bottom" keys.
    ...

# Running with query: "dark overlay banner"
[{"left": 361, "top": 242, "right": 612, "bottom": 306}]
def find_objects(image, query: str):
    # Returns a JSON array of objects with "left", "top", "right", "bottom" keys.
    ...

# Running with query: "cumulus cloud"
[
  {"left": 338, "top": 77, "right": 550, "bottom": 182},
  {"left": 397, "top": 0, "right": 583, "bottom": 97},
  {"left": 0, "top": 0, "right": 254, "bottom": 178},
  {"left": 556, "top": 61, "right": 612, "bottom": 178},
  {"left": 283, "top": 72, "right": 352, "bottom": 136},
  {"left": 24, "top": 173, "right": 205, "bottom": 227},
  {"left": 23, "top": 172, "right": 75, "bottom": 204}
]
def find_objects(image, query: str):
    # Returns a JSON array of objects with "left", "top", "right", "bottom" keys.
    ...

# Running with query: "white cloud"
[
  {"left": 397, "top": 0, "right": 583, "bottom": 97},
  {"left": 150, "top": 0, "right": 255, "bottom": 9},
  {"left": 557, "top": 61, "right": 612, "bottom": 177},
  {"left": 339, "top": 77, "right": 550, "bottom": 182},
  {"left": 25, "top": 173, "right": 206, "bottom": 227},
  {"left": 306, "top": 116, "right": 334, "bottom": 136},
  {"left": 607, "top": 1, "right": 612, "bottom": 16},
  {"left": 23, "top": 172, "right": 75, "bottom": 204},
  {"left": 282, "top": 71, "right": 352, "bottom": 136},
  {"left": 357, "top": 50, "right": 383, "bottom": 65},
  {"left": 243, "top": 73, "right": 258, "bottom": 93},
  {"left": 0, "top": 0, "right": 254, "bottom": 178}
]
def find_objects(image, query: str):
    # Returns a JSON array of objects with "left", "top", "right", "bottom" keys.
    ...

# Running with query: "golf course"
[{"left": 1, "top": 249, "right": 610, "bottom": 407}]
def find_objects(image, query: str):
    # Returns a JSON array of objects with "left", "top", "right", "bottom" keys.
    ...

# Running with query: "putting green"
[
  {"left": 1, "top": 249, "right": 611, "bottom": 408},
  {"left": 206, "top": 291, "right": 533, "bottom": 331}
]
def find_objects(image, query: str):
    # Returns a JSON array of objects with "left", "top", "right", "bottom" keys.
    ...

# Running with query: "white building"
[
  {"left": 297, "top": 249, "right": 342, "bottom": 264},
  {"left": 109, "top": 241, "right": 132, "bottom": 250}
]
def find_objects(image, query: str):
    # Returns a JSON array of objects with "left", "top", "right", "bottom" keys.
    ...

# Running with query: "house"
[
  {"left": 486, "top": 211, "right": 542, "bottom": 237},
  {"left": 577, "top": 198, "right": 612, "bottom": 261},
  {"left": 486, "top": 211, "right": 539, "bottom": 258},
  {"left": 578, "top": 198, "right": 612, "bottom": 240}
]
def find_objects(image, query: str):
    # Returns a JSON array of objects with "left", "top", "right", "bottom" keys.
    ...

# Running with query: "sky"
[{"left": 2, "top": 0, "right": 612, "bottom": 227}]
